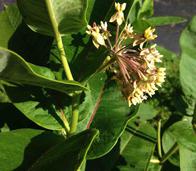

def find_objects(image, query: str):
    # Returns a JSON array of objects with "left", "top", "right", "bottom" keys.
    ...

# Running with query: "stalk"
[
  {"left": 45, "top": 0, "right": 80, "bottom": 135},
  {"left": 70, "top": 96, "right": 80, "bottom": 134},
  {"left": 45, "top": 0, "right": 74, "bottom": 81},
  {"left": 157, "top": 119, "right": 162, "bottom": 158}
]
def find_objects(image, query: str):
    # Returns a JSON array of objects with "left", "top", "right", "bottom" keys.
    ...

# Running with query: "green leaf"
[
  {"left": 86, "top": 122, "right": 157, "bottom": 171},
  {"left": 136, "top": 102, "right": 158, "bottom": 121},
  {"left": 4, "top": 85, "right": 64, "bottom": 130},
  {"left": 0, "top": 129, "right": 63, "bottom": 171},
  {"left": 28, "top": 129, "right": 98, "bottom": 171},
  {"left": 146, "top": 16, "right": 187, "bottom": 26},
  {"left": 0, "top": 48, "right": 86, "bottom": 94},
  {"left": 0, "top": 4, "right": 21, "bottom": 47},
  {"left": 77, "top": 73, "right": 107, "bottom": 131},
  {"left": 165, "top": 121, "right": 196, "bottom": 151},
  {"left": 115, "top": 122, "right": 156, "bottom": 171},
  {"left": 162, "top": 129, "right": 180, "bottom": 166},
  {"left": 162, "top": 120, "right": 196, "bottom": 167},
  {"left": 147, "top": 158, "right": 162, "bottom": 171},
  {"left": 126, "top": 0, "right": 141, "bottom": 24},
  {"left": 180, "top": 16, "right": 196, "bottom": 115},
  {"left": 0, "top": 128, "right": 98, "bottom": 171},
  {"left": 17, "top": 0, "right": 88, "bottom": 36},
  {"left": 8, "top": 22, "right": 53, "bottom": 66},
  {"left": 3, "top": 84, "right": 67, "bottom": 130},
  {"left": 137, "top": 0, "right": 153, "bottom": 19},
  {"left": 179, "top": 145, "right": 196, "bottom": 171},
  {"left": 86, "top": 141, "right": 120, "bottom": 171},
  {"left": 87, "top": 82, "right": 138, "bottom": 159},
  {"left": 0, "top": 81, "right": 10, "bottom": 103},
  {"left": 126, "top": 0, "right": 153, "bottom": 32}
]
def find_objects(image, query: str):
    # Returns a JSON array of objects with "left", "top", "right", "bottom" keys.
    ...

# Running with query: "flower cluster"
[{"left": 86, "top": 2, "right": 166, "bottom": 106}]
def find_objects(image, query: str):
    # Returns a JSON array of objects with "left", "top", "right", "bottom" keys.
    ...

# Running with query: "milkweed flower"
[
  {"left": 144, "top": 27, "right": 157, "bottom": 40},
  {"left": 110, "top": 2, "right": 126, "bottom": 25},
  {"left": 86, "top": 2, "right": 166, "bottom": 106},
  {"left": 86, "top": 23, "right": 106, "bottom": 48}
]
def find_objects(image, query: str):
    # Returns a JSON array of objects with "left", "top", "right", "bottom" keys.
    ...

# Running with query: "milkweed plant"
[{"left": 0, "top": 0, "right": 195, "bottom": 171}]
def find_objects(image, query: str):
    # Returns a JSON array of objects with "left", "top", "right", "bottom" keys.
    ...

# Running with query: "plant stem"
[
  {"left": 45, "top": 0, "right": 74, "bottom": 80},
  {"left": 157, "top": 119, "right": 162, "bottom": 158},
  {"left": 160, "top": 142, "right": 179, "bottom": 164},
  {"left": 70, "top": 96, "right": 80, "bottom": 134},
  {"left": 59, "top": 109, "right": 70, "bottom": 134}
]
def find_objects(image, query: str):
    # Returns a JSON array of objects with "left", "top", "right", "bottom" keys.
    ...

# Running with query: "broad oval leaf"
[
  {"left": 77, "top": 73, "right": 107, "bottom": 131},
  {"left": 179, "top": 16, "right": 196, "bottom": 114},
  {"left": 162, "top": 120, "right": 196, "bottom": 167},
  {"left": 0, "top": 48, "right": 86, "bottom": 94},
  {"left": 3, "top": 84, "right": 70, "bottom": 130},
  {"left": 0, "top": 129, "right": 63, "bottom": 171},
  {"left": 164, "top": 120, "right": 196, "bottom": 151},
  {"left": 87, "top": 82, "right": 138, "bottom": 159},
  {"left": 86, "top": 122, "right": 157, "bottom": 171},
  {"left": 17, "top": 0, "right": 88, "bottom": 36},
  {"left": 115, "top": 122, "right": 157, "bottom": 171},
  {"left": 28, "top": 129, "right": 98, "bottom": 171},
  {"left": 0, "top": 128, "right": 98, "bottom": 171},
  {"left": 162, "top": 119, "right": 196, "bottom": 168},
  {"left": 135, "top": 102, "right": 158, "bottom": 121}
]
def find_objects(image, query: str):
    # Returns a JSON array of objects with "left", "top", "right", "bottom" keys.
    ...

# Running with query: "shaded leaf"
[
  {"left": 0, "top": 128, "right": 98, "bottom": 171},
  {"left": 162, "top": 120, "right": 196, "bottom": 167},
  {"left": 0, "top": 129, "right": 63, "bottom": 171},
  {"left": 126, "top": 0, "right": 141, "bottom": 24},
  {"left": 115, "top": 122, "right": 156, "bottom": 171},
  {"left": 28, "top": 129, "right": 99, "bottom": 171},
  {"left": 8, "top": 22, "right": 53, "bottom": 66},
  {"left": 3, "top": 84, "right": 68, "bottom": 130},
  {"left": 17, "top": 0, "right": 88, "bottom": 36},
  {"left": 0, "top": 81, "right": 10, "bottom": 103},
  {"left": 86, "top": 122, "right": 157, "bottom": 171},
  {"left": 0, "top": 3, "right": 21, "bottom": 47}
]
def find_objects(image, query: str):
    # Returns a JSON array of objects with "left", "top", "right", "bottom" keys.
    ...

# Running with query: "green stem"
[
  {"left": 70, "top": 96, "right": 80, "bottom": 134},
  {"left": 59, "top": 109, "right": 70, "bottom": 134},
  {"left": 160, "top": 143, "right": 179, "bottom": 164},
  {"left": 157, "top": 119, "right": 162, "bottom": 158},
  {"left": 45, "top": 0, "right": 74, "bottom": 80}
]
